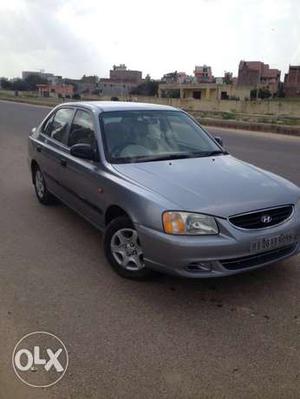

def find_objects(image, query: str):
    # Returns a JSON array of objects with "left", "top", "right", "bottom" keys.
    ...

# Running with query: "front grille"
[
  {"left": 221, "top": 244, "right": 297, "bottom": 270},
  {"left": 229, "top": 205, "right": 293, "bottom": 230}
]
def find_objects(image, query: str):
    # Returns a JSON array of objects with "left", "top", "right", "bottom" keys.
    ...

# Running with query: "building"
[
  {"left": 37, "top": 84, "right": 74, "bottom": 98},
  {"left": 22, "top": 70, "right": 62, "bottom": 85},
  {"left": 284, "top": 65, "right": 300, "bottom": 97},
  {"left": 99, "top": 64, "right": 143, "bottom": 97},
  {"left": 194, "top": 65, "right": 214, "bottom": 83},
  {"left": 109, "top": 64, "right": 142, "bottom": 83},
  {"left": 64, "top": 76, "right": 99, "bottom": 95},
  {"left": 22, "top": 71, "right": 43, "bottom": 80},
  {"left": 237, "top": 61, "right": 281, "bottom": 94},
  {"left": 161, "top": 71, "right": 189, "bottom": 84},
  {"left": 158, "top": 81, "right": 251, "bottom": 101}
]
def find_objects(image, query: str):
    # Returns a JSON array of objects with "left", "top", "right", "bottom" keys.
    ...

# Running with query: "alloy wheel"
[
  {"left": 35, "top": 170, "right": 45, "bottom": 199},
  {"left": 110, "top": 228, "right": 145, "bottom": 271}
]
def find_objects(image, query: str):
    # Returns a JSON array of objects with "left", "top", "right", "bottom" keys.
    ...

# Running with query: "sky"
[{"left": 0, "top": 0, "right": 300, "bottom": 80}]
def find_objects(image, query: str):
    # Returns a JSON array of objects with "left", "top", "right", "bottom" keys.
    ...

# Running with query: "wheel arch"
[
  {"left": 31, "top": 160, "right": 39, "bottom": 184},
  {"left": 105, "top": 205, "right": 130, "bottom": 226}
]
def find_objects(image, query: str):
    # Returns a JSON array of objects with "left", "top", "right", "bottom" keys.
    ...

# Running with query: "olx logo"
[{"left": 12, "top": 331, "right": 68, "bottom": 388}]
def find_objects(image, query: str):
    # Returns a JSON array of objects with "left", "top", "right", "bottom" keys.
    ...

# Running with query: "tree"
[
  {"left": 250, "top": 87, "right": 272, "bottom": 100},
  {"left": 24, "top": 74, "right": 48, "bottom": 90},
  {"left": 224, "top": 72, "right": 233, "bottom": 85},
  {"left": 275, "top": 83, "right": 285, "bottom": 98},
  {"left": 80, "top": 75, "right": 99, "bottom": 83},
  {"left": 11, "top": 79, "right": 30, "bottom": 91},
  {"left": 130, "top": 76, "right": 159, "bottom": 96},
  {"left": 0, "top": 78, "right": 13, "bottom": 90}
]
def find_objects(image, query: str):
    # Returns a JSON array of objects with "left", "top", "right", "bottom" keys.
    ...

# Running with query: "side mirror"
[
  {"left": 70, "top": 143, "right": 94, "bottom": 160},
  {"left": 214, "top": 136, "right": 224, "bottom": 147},
  {"left": 31, "top": 127, "right": 37, "bottom": 134}
]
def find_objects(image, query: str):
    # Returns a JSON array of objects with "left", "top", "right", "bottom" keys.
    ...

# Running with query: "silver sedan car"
[{"left": 28, "top": 101, "right": 300, "bottom": 279}]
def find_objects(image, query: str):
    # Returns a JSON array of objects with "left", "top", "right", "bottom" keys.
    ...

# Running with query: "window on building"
[{"left": 193, "top": 91, "right": 201, "bottom": 99}]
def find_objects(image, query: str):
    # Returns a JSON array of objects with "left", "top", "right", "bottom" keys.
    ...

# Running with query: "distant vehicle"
[{"left": 28, "top": 102, "right": 300, "bottom": 279}]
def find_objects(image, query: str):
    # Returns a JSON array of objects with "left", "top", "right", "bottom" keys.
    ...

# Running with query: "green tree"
[
  {"left": 24, "top": 74, "right": 48, "bottom": 90},
  {"left": 130, "top": 76, "right": 159, "bottom": 96},
  {"left": 12, "top": 79, "right": 30, "bottom": 91},
  {"left": 250, "top": 87, "right": 272, "bottom": 100},
  {"left": 0, "top": 78, "right": 13, "bottom": 90}
]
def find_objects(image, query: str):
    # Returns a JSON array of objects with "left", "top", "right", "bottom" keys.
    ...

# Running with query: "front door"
[{"left": 59, "top": 108, "right": 106, "bottom": 229}]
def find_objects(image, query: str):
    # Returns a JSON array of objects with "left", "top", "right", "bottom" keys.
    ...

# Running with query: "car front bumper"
[{"left": 136, "top": 214, "right": 300, "bottom": 278}]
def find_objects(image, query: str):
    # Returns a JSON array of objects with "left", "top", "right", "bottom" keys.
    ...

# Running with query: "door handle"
[{"left": 60, "top": 158, "right": 67, "bottom": 167}]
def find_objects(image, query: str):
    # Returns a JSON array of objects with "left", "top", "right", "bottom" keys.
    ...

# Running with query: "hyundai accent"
[{"left": 28, "top": 102, "right": 300, "bottom": 279}]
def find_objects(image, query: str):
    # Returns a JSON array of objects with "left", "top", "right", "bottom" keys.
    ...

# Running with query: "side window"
[
  {"left": 47, "top": 108, "right": 74, "bottom": 145},
  {"left": 68, "top": 110, "right": 97, "bottom": 149},
  {"left": 42, "top": 114, "right": 55, "bottom": 136}
]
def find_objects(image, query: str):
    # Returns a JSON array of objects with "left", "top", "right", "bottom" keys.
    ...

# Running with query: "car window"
[
  {"left": 47, "top": 108, "right": 74, "bottom": 145},
  {"left": 68, "top": 110, "right": 97, "bottom": 149},
  {"left": 41, "top": 113, "right": 55, "bottom": 136}
]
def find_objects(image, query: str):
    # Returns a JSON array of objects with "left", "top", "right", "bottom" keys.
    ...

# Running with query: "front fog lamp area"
[{"left": 162, "top": 212, "right": 219, "bottom": 235}]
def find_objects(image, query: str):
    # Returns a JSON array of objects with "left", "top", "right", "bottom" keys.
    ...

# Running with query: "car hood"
[{"left": 113, "top": 155, "right": 300, "bottom": 217}]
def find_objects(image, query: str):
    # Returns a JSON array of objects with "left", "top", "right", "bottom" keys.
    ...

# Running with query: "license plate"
[{"left": 250, "top": 232, "right": 297, "bottom": 253}]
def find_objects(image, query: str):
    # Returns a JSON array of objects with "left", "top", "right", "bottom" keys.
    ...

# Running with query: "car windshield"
[{"left": 100, "top": 110, "right": 226, "bottom": 164}]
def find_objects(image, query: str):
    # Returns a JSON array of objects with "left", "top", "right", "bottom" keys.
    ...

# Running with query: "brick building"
[
  {"left": 37, "top": 84, "right": 74, "bottom": 97},
  {"left": 194, "top": 65, "right": 214, "bottom": 83},
  {"left": 284, "top": 65, "right": 300, "bottom": 97},
  {"left": 99, "top": 64, "right": 142, "bottom": 97},
  {"left": 237, "top": 61, "right": 281, "bottom": 94},
  {"left": 109, "top": 64, "right": 142, "bottom": 83},
  {"left": 161, "top": 71, "right": 188, "bottom": 84}
]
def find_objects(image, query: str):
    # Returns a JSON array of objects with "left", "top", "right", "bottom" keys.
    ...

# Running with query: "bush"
[
  {"left": 250, "top": 87, "right": 272, "bottom": 100},
  {"left": 130, "top": 76, "right": 159, "bottom": 96},
  {"left": 222, "top": 112, "right": 236, "bottom": 120}
]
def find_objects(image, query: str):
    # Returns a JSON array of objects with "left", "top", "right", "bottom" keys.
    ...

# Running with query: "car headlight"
[{"left": 162, "top": 211, "right": 219, "bottom": 235}]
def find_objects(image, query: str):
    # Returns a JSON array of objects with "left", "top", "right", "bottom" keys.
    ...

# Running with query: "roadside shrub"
[{"left": 222, "top": 112, "right": 236, "bottom": 120}]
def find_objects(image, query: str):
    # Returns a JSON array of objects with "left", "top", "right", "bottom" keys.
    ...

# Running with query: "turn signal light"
[{"left": 162, "top": 212, "right": 185, "bottom": 234}]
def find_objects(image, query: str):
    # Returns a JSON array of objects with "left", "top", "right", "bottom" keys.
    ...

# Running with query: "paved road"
[{"left": 0, "top": 100, "right": 299, "bottom": 399}]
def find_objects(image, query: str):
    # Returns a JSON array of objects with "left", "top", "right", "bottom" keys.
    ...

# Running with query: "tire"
[
  {"left": 33, "top": 166, "right": 57, "bottom": 205},
  {"left": 104, "top": 216, "right": 155, "bottom": 280}
]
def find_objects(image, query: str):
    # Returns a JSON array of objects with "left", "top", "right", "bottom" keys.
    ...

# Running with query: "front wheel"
[
  {"left": 104, "top": 216, "right": 155, "bottom": 280},
  {"left": 33, "top": 166, "right": 57, "bottom": 205}
]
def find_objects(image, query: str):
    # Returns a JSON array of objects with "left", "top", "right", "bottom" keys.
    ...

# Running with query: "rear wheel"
[
  {"left": 33, "top": 166, "right": 56, "bottom": 205},
  {"left": 104, "top": 216, "right": 155, "bottom": 280}
]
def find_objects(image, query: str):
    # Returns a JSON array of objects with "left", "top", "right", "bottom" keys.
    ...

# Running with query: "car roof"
[{"left": 61, "top": 101, "right": 178, "bottom": 113}]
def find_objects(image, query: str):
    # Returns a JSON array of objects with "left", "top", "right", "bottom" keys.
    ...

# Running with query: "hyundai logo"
[{"left": 261, "top": 215, "right": 272, "bottom": 224}]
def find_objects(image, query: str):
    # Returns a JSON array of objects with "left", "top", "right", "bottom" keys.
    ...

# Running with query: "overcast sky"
[{"left": 0, "top": 0, "right": 299, "bottom": 80}]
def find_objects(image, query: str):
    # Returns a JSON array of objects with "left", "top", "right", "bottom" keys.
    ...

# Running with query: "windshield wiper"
[
  {"left": 112, "top": 150, "right": 228, "bottom": 164},
  {"left": 133, "top": 153, "right": 194, "bottom": 163},
  {"left": 191, "top": 150, "right": 228, "bottom": 157},
  {"left": 111, "top": 153, "right": 191, "bottom": 164}
]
